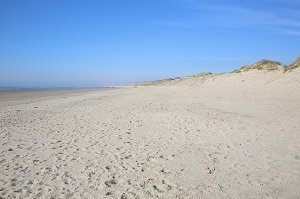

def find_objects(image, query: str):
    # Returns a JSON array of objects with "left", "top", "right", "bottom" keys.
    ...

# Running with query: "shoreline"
[{"left": 0, "top": 87, "right": 116, "bottom": 103}]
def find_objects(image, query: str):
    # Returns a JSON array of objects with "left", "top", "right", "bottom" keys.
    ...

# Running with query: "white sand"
[{"left": 1, "top": 69, "right": 300, "bottom": 198}]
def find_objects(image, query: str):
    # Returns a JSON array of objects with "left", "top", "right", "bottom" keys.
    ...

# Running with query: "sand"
[
  {"left": 1, "top": 69, "right": 300, "bottom": 198},
  {"left": 0, "top": 88, "right": 110, "bottom": 105}
]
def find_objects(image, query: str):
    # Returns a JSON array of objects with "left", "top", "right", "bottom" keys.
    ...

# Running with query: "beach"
[
  {"left": 0, "top": 88, "right": 109, "bottom": 105},
  {"left": 1, "top": 69, "right": 300, "bottom": 198}
]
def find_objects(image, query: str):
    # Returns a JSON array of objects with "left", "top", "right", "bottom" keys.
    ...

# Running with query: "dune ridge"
[{"left": 134, "top": 56, "right": 300, "bottom": 87}]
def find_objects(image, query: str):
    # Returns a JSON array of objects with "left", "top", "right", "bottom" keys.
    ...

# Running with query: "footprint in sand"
[{"left": 104, "top": 179, "right": 117, "bottom": 187}]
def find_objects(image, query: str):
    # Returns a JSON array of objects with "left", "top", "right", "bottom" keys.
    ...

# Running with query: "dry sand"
[{"left": 1, "top": 69, "right": 300, "bottom": 198}]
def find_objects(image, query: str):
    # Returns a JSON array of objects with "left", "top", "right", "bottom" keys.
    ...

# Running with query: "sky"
[{"left": 0, "top": 0, "right": 300, "bottom": 87}]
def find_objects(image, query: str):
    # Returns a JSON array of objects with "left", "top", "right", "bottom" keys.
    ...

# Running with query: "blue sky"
[{"left": 0, "top": 0, "right": 299, "bottom": 87}]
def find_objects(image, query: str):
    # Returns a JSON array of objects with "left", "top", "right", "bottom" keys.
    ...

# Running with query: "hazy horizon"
[{"left": 1, "top": 0, "right": 300, "bottom": 87}]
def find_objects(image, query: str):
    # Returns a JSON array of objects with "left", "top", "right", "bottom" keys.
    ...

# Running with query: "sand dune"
[
  {"left": 1, "top": 59, "right": 300, "bottom": 198},
  {"left": 135, "top": 58, "right": 300, "bottom": 87},
  {"left": 287, "top": 56, "right": 300, "bottom": 71}
]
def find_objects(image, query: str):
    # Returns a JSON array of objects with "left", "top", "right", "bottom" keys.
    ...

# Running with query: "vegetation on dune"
[
  {"left": 232, "top": 59, "right": 282, "bottom": 73},
  {"left": 189, "top": 72, "right": 213, "bottom": 78},
  {"left": 286, "top": 56, "right": 300, "bottom": 71}
]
